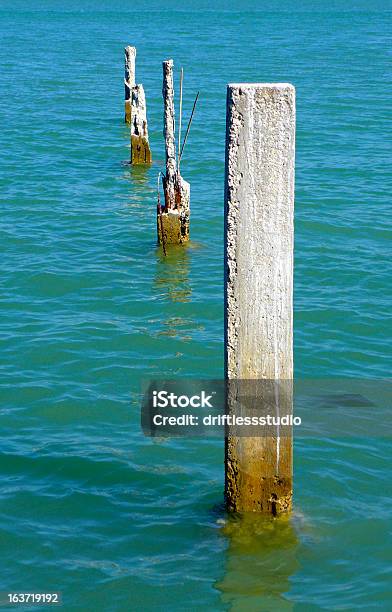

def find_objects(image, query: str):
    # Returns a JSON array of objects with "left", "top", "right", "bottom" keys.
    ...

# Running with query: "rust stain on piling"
[{"left": 125, "top": 101, "right": 132, "bottom": 125}]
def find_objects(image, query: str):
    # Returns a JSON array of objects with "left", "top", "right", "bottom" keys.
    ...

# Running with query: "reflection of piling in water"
[
  {"left": 157, "top": 60, "right": 193, "bottom": 247},
  {"left": 216, "top": 514, "right": 299, "bottom": 610},
  {"left": 124, "top": 46, "right": 152, "bottom": 164},
  {"left": 154, "top": 244, "right": 191, "bottom": 303},
  {"left": 224, "top": 83, "right": 296, "bottom": 515},
  {"left": 154, "top": 245, "right": 192, "bottom": 341},
  {"left": 125, "top": 162, "right": 150, "bottom": 187}
]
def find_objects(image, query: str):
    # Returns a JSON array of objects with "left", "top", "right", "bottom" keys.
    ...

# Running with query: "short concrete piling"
[
  {"left": 124, "top": 46, "right": 152, "bottom": 164},
  {"left": 157, "top": 60, "right": 190, "bottom": 246},
  {"left": 224, "top": 83, "right": 296, "bottom": 514}
]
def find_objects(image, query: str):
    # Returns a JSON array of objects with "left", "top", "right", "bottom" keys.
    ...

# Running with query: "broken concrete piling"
[
  {"left": 124, "top": 46, "right": 136, "bottom": 124},
  {"left": 224, "top": 83, "right": 296, "bottom": 514},
  {"left": 124, "top": 46, "right": 152, "bottom": 164},
  {"left": 157, "top": 60, "right": 190, "bottom": 246}
]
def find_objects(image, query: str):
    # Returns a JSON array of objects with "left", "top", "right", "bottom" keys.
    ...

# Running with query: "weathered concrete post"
[
  {"left": 162, "top": 60, "right": 177, "bottom": 209},
  {"left": 158, "top": 60, "right": 190, "bottom": 246},
  {"left": 224, "top": 83, "right": 295, "bottom": 514},
  {"left": 124, "top": 46, "right": 136, "bottom": 124},
  {"left": 124, "top": 46, "right": 152, "bottom": 164}
]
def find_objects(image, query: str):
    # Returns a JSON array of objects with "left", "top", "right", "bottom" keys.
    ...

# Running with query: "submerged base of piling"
[
  {"left": 158, "top": 176, "right": 190, "bottom": 246},
  {"left": 225, "top": 436, "right": 293, "bottom": 515},
  {"left": 157, "top": 210, "right": 189, "bottom": 245},
  {"left": 131, "top": 134, "right": 152, "bottom": 164}
]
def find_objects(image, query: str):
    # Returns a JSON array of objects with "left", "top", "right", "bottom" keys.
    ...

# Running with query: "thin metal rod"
[
  {"left": 179, "top": 91, "right": 200, "bottom": 163},
  {"left": 177, "top": 68, "right": 184, "bottom": 173}
]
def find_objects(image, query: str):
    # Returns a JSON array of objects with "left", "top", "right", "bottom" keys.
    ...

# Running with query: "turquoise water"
[{"left": 1, "top": 1, "right": 391, "bottom": 610}]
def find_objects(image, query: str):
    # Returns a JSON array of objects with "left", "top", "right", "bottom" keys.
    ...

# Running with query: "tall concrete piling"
[
  {"left": 124, "top": 46, "right": 152, "bottom": 164},
  {"left": 124, "top": 46, "right": 136, "bottom": 124},
  {"left": 224, "top": 83, "right": 295, "bottom": 515},
  {"left": 157, "top": 60, "right": 190, "bottom": 246}
]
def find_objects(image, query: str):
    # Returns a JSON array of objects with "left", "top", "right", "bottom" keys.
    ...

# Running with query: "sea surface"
[{"left": 0, "top": 1, "right": 391, "bottom": 610}]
